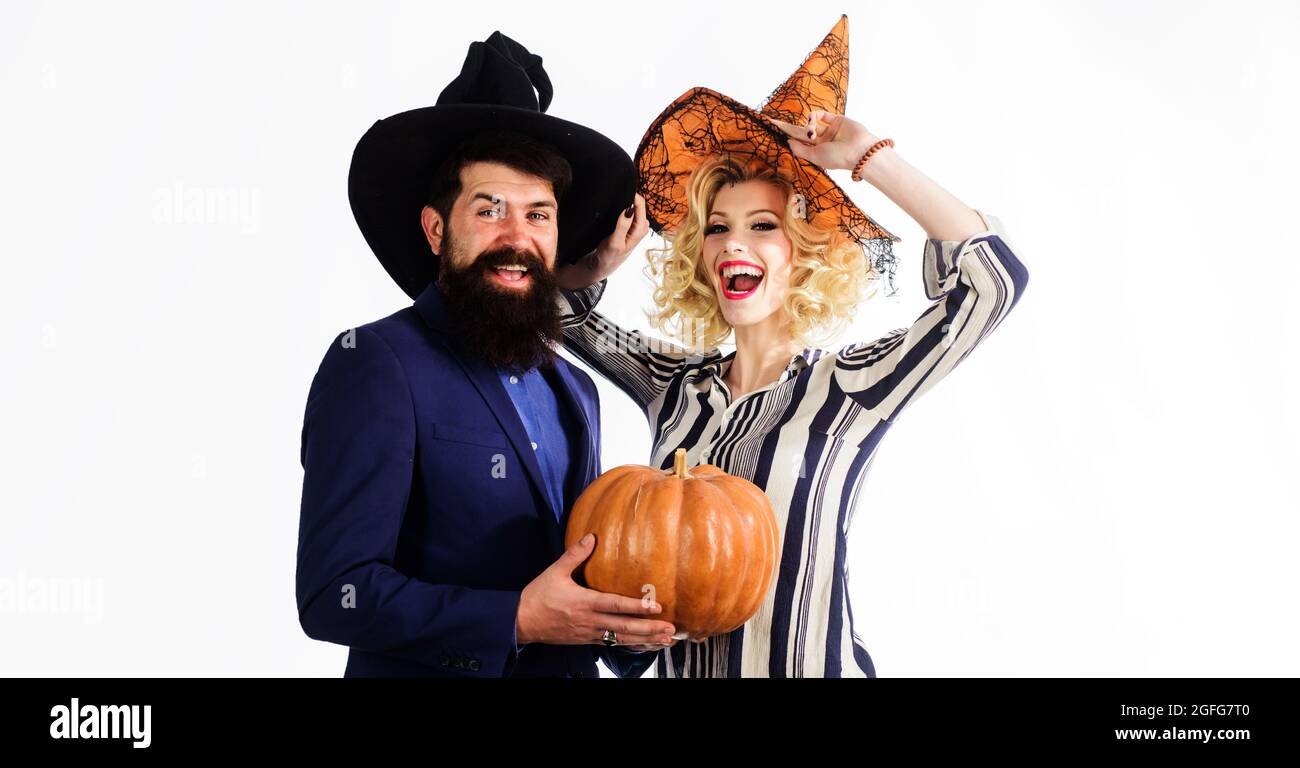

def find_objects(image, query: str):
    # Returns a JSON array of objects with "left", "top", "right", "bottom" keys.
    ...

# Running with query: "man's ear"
[{"left": 420, "top": 205, "right": 445, "bottom": 256}]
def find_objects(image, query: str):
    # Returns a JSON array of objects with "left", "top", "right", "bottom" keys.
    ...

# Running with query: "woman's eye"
[
  {"left": 704, "top": 223, "right": 727, "bottom": 235},
  {"left": 752, "top": 221, "right": 777, "bottom": 231}
]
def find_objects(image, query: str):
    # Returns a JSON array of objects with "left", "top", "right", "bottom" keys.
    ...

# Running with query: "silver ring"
[{"left": 601, "top": 629, "right": 618, "bottom": 647}]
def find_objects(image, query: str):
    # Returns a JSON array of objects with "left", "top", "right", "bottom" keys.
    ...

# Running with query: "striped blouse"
[{"left": 558, "top": 209, "right": 1029, "bottom": 677}]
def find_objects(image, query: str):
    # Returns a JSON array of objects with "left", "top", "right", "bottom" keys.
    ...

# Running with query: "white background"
[{"left": 2, "top": 0, "right": 1297, "bottom": 677}]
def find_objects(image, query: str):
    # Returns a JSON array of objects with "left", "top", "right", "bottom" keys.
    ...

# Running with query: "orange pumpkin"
[{"left": 565, "top": 448, "right": 780, "bottom": 641}]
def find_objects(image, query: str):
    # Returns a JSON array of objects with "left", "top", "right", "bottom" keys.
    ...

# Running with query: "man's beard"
[{"left": 434, "top": 239, "right": 563, "bottom": 373}]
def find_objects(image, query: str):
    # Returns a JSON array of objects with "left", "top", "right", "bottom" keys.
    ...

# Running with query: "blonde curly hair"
[{"left": 645, "top": 154, "right": 880, "bottom": 350}]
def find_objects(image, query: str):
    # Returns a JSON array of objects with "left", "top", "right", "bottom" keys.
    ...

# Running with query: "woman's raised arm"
[
  {"left": 832, "top": 211, "right": 1028, "bottom": 422},
  {"left": 773, "top": 112, "right": 1030, "bottom": 422},
  {"left": 555, "top": 194, "right": 712, "bottom": 413}
]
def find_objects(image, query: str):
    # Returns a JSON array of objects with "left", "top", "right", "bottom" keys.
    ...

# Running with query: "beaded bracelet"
[{"left": 850, "top": 138, "right": 895, "bottom": 182}]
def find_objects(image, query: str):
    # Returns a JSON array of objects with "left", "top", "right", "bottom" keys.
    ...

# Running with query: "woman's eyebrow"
[{"left": 709, "top": 208, "right": 779, "bottom": 219}]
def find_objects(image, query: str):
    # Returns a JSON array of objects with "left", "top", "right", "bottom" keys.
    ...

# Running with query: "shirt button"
[
  {"left": 531, "top": 441, "right": 538, "bottom": 450},
  {"left": 509, "top": 375, "right": 519, "bottom": 384},
  {"left": 701, "top": 450, "right": 710, "bottom": 460}
]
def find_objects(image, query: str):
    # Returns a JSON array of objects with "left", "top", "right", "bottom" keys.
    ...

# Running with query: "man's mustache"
[{"left": 469, "top": 247, "right": 551, "bottom": 276}]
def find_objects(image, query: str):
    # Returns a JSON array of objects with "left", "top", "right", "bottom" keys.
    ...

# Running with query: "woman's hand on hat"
[
  {"left": 556, "top": 194, "right": 649, "bottom": 292},
  {"left": 772, "top": 110, "right": 880, "bottom": 172}
]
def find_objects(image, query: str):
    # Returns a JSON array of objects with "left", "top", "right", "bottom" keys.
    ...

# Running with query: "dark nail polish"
[{"left": 624, "top": 205, "right": 635, "bottom": 217}]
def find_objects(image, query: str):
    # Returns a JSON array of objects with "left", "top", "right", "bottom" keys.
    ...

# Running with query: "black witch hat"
[{"left": 348, "top": 31, "right": 637, "bottom": 299}]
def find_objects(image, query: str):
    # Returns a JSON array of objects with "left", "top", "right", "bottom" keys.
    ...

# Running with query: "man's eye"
[
  {"left": 478, "top": 208, "right": 501, "bottom": 218},
  {"left": 528, "top": 211, "right": 549, "bottom": 221},
  {"left": 704, "top": 223, "right": 727, "bottom": 235}
]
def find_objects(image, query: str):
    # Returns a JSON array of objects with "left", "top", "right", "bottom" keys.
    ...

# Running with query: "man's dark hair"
[{"left": 424, "top": 130, "right": 573, "bottom": 239}]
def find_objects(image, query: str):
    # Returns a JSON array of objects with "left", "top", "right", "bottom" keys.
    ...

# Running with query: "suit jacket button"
[{"left": 469, "top": 660, "right": 481, "bottom": 672}]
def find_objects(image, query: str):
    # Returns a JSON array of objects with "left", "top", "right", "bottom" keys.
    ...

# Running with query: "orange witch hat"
[{"left": 635, "top": 15, "right": 899, "bottom": 261}]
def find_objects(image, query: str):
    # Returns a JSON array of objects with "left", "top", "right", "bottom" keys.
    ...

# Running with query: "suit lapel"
[{"left": 548, "top": 360, "right": 598, "bottom": 525}]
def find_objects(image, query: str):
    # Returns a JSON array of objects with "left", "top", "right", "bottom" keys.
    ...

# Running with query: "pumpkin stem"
[{"left": 674, "top": 448, "right": 690, "bottom": 479}]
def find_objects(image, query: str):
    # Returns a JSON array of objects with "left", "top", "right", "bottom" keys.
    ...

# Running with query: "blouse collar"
[{"left": 701, "top": 347, "right": 823, "bottom": 382}]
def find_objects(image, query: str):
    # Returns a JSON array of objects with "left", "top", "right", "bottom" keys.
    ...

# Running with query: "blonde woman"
[{"left": 555, "top": 17, "right": 1029, "bottom": 677}]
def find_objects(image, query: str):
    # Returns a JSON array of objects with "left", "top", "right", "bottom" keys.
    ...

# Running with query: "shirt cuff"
[
  {"left": 921, "top": 209, "right": 1005, "bottom": 300},
  {"left": 557, "top": 278, "right": 608, "bottom": 329}
]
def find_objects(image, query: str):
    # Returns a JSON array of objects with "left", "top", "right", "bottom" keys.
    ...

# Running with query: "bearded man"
[{"left": 294, "top": 31, "right": 671, "bottom": 677}]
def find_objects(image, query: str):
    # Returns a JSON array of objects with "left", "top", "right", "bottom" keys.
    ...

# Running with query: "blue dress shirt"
[
  {"left": 498, "top": 365, "right": 574, "bottom": 520},
  {"left": 500, "top": 364, "right": 576, "bottom": 652}
]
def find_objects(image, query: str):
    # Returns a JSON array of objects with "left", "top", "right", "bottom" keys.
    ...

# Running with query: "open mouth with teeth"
[
  {"left": 489, "top": 264, "right": 530, "bottom": 287},
  {"left": 718, "top": 260, "right": 765, "bottom": 300}
]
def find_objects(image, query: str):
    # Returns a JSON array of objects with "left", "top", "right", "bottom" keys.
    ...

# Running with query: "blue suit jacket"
[{"left": 296, "top": 283, "right": 653, "bottom": 678}]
